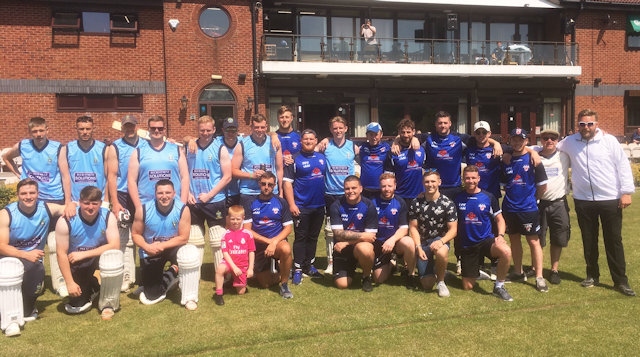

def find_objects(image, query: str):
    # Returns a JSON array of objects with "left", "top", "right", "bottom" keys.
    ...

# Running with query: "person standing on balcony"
[
  {"left": 361, "top": 19, "right": 376, "bottom": 45},
  {"left": 491, "top": 41, "right": 505, "bottom": 64}
]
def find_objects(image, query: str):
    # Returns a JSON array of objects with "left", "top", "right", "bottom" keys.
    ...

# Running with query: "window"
[
  {"left": 199, "top": 7, "right": 231, "bottom": 38},
  {"left": 57, "top": 94, "right": 143, "bottom": 111},
  {"left": 198, "top": 84, "right": 236, "bottom": 133},
  {"left": 82, "top": 12, "right": 110, "bottom": 33},
  {"left": 111, "top": 14, "right": 138, "bottom": 33},
  {"left": 625, "top": 91, "right": 640, "bottom": 132},
  {"left": 52, "top": 12, "right": 80, "bottom": 30},
  {"left": 627, "top": 15, "right": 640, "bottom": 50}
]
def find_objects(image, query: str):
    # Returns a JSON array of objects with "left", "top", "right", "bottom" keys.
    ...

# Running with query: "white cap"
[{"left": 473, "top": 121, "right": 491, "bottom": 132}]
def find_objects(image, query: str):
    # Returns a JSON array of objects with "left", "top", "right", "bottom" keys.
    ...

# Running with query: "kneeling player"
[
  {"left": 213, "top": 205, "right": 255, "bottom": 305},
  {"left": 454, "top": 166, "right": 513, "bottom": 301},
  {"left": 371, "top": 173, "right": 415, "bottom": 285},
  {"left": 55, "top": 186, "right": 123, "bottom": 319}
]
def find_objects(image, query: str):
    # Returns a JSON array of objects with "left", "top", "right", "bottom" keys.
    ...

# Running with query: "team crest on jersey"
[
  {"left": 241, "top": 237, "right": 246, "bottom": 244},
  {"left": 356, "top": 213, "right": 363, "bottom": 220},
  {"left": 208, "top": 154, "right": 213, "bottom": 161},
  {"left": 370, "top": 154, "right": 378, "bottom": 161},
  {"left": 524, "top": 223, "right": 533, "bottom": 232},
  {"left": 449, "top": 141, "right": 456, "bottom": 147},
  {"left": 415, "top": 151, "right": 422, "bottom": 157},
  {"left": 478, "top": 203, "right": 486, "bottom": 211},
  {"left": 466, "top": 212, "right": 478, "bottom": 221},
  {"left": 513, "top": 174, "right": 523, "bottom": 183},
  {"left": 40, "top": 219, "right": 46, "bottom": 226},
  {"left": 390, "top": 208, "right": 398, "bottom": 215},
  {"left": 173, "top": 220, "right": 178, "bottom": 228},
  {"left": 476, "top": 162, "right": 484, "bottom": 168},
  {"left": 168, "top": 154, "right": 175, "bottom": 161},
  {"left": 48, "top": 157, "right": 53, "bottom": 164},
  {"left": 93, "top": 156, "right": 99, "bottom": 164},
  {"left": 437, "top": 150, "right": 448, "bottom": 158},
  {"left": 408, "top": 159, "right": 417, "bottom": 167},
  {"left": 380, "top": 216, "right": 388, "bottom": 224},
  {"left": 215, "top": 210, "right": 222, "bottom": 220},
  {"left": 347, "top": 223, "right": 355, "bottom": 230},
  {"left": 272, "top": 207, "right": 280, "bottom": 214},
  {"left": 292, "top": 142, "right": 299, "bottom": 149},
  {"left": 380, "top": 147, "right": 387, "bottom": 153},
  {"left": 319, "top": 159, "right": 324, "bottom": 165},
  {"left": 523, "top": 165, "right": 530, "bottom": 172},
  {"left": 485, "top": 153, "right": 492, "bottom": 159},
  {"left": 312, "top": 167, "right": 321, "bottom": 175}
]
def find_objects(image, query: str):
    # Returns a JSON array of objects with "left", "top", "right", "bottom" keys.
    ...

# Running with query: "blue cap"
[
  {"left": 510, "top": 128, "right": 528, "bottom": 138},
  {"left": 366, "top": 122, "right": 382, "bottom": 133},
  {"left": 222, "top": 117, "right": 237, "bottom": 129}
]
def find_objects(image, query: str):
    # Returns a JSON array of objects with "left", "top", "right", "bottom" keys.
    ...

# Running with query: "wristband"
[{"left": 498, "top": 233, "right": 505, "bottom": 237}]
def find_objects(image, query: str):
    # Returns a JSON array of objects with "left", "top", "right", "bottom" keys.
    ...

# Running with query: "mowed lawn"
[{"left": 4, "top": 193, "right": 640, "bottom": 356}]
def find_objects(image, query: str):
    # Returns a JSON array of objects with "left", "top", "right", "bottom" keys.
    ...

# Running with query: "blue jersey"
[
  {"left": 244, "top": 195, "right": 293, "bottom": 242},
  {"left": 187, "top": 138, "right": 227, "bottom": 203},
  {"left": 502, "top": 153, "right": 548, "bottom": 213},
  {"left": 66, "top": 207, "right": 110, "bottom": 253},
  {"left": 329, "top": 197, "right": 378, "bottom": 236},
  {"left": 283, "top": 151, "right": 326, "bottom": 209},
  {"left": 465, "top": 144, "right": 502, "bottom": 198},
  {"left": 217, "top": 136, "right": 239, "bottom": 197},
  {"left": 277, "top": 130, "right": 301, "bottom": 159},
  {"left": 424, "top": 133, "right": 467, "bottom": 188},
  {"left": 66, "top": 140, "right": 107, "bottom": 201},
  {"left": 324, "top": 139, "right": 356, "bottom": 195},
  {"left": 112, "top": 137, "right": 148, "bottom": 193},
  {"left": 140, "top": 198, "right": 186, "bottom": 259},
  {"left": 454, "top": 190, "right": 501, "bottom": 248},
  {"left": 359, "top": 141, "right": 391, "bottom": 191},
  {"left": 5, "top": 200, "right": 51, "bottom": 252},
  {"left": 238, "top": 135, "right": 279, "bottom": 195},
  {"left": 19, "top": 139, "right": 63, "bottom": 201},
  {"left": 136, "top": 142, "right": 182, "bottom": 205},
  {"left": 384, "top": 146, "right": 426, "bottom": 199},
  {"left": 372, "top": 196, "right": 408, "bottom": 242}
]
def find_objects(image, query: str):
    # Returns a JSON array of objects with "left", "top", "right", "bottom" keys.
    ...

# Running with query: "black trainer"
[
  {"left": 362, "top": 275, "right": 373, "bottom": 292},
  {"left": 581, "top": 277, "right": 598, "bottom": 288},
  {"left": 549, "top": 270, "right": 561, "bottom": 285},
  {"left": 213, "top": 294, "right": 225, "bottom": 306},
  {"left": 615, "top": 284, "right": 636, "bottom": 296}
]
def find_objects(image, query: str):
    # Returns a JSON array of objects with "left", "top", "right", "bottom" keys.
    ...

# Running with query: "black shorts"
[
  {"left": 503, "top": 211, "right": 541, "bottom": 236},
  {"left": 189, "top": 200, "right": 227, "bottom": 227},
  {"left": 334, "top": 244, "right": 360, "bottom": 279},
  {"left": 459, "top": 238, "right": 495, "bottom": 278},
  {"left": 373, "top": 239, "right": 394, "bottom": 270},
  {"left": 538, "top": 198, "right": 571, "bottom": 248}
]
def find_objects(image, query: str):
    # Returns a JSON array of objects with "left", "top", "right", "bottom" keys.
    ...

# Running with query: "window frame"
[
  {"left": 51, "top": 12, "right": 81, "bottom": 30},
  {"left": 57, "top": 94, "right": 143, "bottom": 112}
]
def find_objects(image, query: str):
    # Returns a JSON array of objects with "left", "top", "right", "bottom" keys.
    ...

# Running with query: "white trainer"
[
  {"left": 4, "top": 322, "right": 20, "bottom": 337},
  {"left": 437, "top": 281, "right": 450, "bottom": 298}
]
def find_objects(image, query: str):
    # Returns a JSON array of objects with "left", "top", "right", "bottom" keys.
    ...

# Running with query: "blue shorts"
[{"left": 416, "top": 237, "right": 449, "bottom": 278}]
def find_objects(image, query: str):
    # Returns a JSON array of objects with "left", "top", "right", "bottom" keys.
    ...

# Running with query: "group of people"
[{"left": 0, "top": 107, "right": 635, "bottom": 338}]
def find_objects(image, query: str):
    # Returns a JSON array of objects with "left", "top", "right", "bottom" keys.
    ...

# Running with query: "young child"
[{"left": 213, "top": 205, "right": 255, "bottom": 305}]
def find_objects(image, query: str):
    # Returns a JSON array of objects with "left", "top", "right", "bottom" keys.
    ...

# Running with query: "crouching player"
[
  {"left": 132, "top": 180, "right": 200, "bottom": 311},
  {"left": 0, "top": 179, "right": 65, "bottom": 336},
  {"left": 371, "top": 173, "right": 415, "bottom": 285},
  {"left": 454, "top": 166, "right": 513, "bottom": 301},
  {"left": 55, "top": 186, "right": 122, "bottom": 319},
  {"left": 213, "top": 205, "right": 255, "bottom": 306}
]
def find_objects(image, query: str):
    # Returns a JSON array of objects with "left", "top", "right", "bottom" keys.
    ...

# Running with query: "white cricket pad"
[
  {"left": 47, "top": 231, "right": 66, "bottom": 295},
  {"left": 99, "top": 250, "right": 124, "bottom": 312},
  {"left": 189, "top": 225, "right": 205, "bottom": 265},
  {"left": 177, "top": 244, "right": 201, "bottom": 305},
  {"left": 0, "top": 258, "right": 25, "bottom": 331},
  {"left": 209, "top": 225, "right": 225, "bottom": 271}
]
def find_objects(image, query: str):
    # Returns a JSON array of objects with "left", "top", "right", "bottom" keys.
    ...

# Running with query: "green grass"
[{"left": 4, "top": 193, "right": 640, "bottom": 356}]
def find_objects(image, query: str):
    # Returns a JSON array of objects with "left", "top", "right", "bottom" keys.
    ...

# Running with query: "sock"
[
  {"left": 215, "top": 289, "right": 223, "bottom": 295},
  {"left": 495, "top": 281, "right": 505, "bottom": 289}
]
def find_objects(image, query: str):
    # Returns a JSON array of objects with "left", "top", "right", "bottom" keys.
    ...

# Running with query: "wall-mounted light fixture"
[
  {"left": 246, "top": 97, "right": 254, "bottom": 111},
  {"left": 594, "top": 78, "right": 602, "bottom": 87},
  {"left": 168, "top": 19, "right": 179, "bottom": 31},
  {"left": 180, "top": 95, "right": 189, "bottom": 110},
  {"left": 211, "top": 74, "right": 222, "bottom": 80}
]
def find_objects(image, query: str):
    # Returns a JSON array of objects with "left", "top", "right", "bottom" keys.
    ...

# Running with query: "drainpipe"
[
  {"left": 251, "top": 1, "right": 261, "bottom": 114},
  {"left": 161, "top": 6, "right": 170, "bottom": 135}
]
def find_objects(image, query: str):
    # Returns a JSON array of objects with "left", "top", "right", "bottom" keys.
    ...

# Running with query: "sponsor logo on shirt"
[{"left": 73, "top": 172, "right": 97, "bottom": 183}]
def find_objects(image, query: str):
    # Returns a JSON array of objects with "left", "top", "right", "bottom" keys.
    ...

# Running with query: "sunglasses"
[
  {"left": 149, "top": 126, "right": 165, "bottom": 132},
  {"left": 260, "top": 182, "right": 275, "bottom": 187},
  {"left": 541, "top": 136, "right": 557, "bottom": 141},
  {"left": 578, "top": 122, "right": 595, "bottom": 128}
]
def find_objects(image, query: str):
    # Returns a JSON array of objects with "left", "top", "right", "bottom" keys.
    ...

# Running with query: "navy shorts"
[
  {"left": 459, "top": 238, "right": 495, "bottom": 279},
  {"left": 503, "top": 211, "right": 541, "bottom": 236}
]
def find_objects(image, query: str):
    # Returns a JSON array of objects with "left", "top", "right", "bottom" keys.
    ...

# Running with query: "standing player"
[
  {"left": 535, "top": 129, "right": 571, "bottom": 285},
  {"left": 502, "top": 128, "right": 548, "bottom": 293},
  {"left": 0, "top": 179, "right": 66, "bottom": 336},
  {"left": 384, "top": 118, "right": 426, "bottom": 203},
  {"left": 131, "top": 180, "right": 200, "bottom": 310},
  {"left": 454, "top": 166, "right": 513, "bottom": 301},
  {"left": 232, "top": 114, "right": 284, "bottom": 207},
  {"left": 371, "top": 173, "right": 415, "bottom": 285},
  {"left": 329, "top": 176, "right": 377, "bottom": 292},
  {"left": 465, "top": 121, "right": 502, "bottom": 199},
  {"left": 106, "top": 114, "right": 147, "bottom": 292},
  {"left": 128, "top": 115, "right": 190, "bottom": 210},
  {"left": 1, "top": 117, "right": 68, "bottom": 297},
  {"left": 218, "top": 118, "right": 241, "bottom": 207},
  {"left": 359, "top": 122, "right": 391, "bottom": 198},
  {"left": 321, "top": 116, "right": 358, "bottom": 275},
  {"left": 185, "top": 115, "right": 232, "bottom": 270},
  {"left": 244, "top": 172, "right": 293, "bottom": 298},
  {"left": 408, "top": 171, "right": 457, "bottom": 297},
  {"left": 557, "top": 109, "right": 635, "bottom": 296},
  {"left": 275, "top": 105, "right": 301, "bottom": 165},
  {"left": 283, "top": 129, "right": 327, "bottom": 285},
  {"left": 55, "top": 186, "right": 122, "bottom": 319}
]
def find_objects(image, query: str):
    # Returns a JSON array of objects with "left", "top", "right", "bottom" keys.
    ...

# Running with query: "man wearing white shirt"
[{"left": 556, "top": 109, "right": 635, "bottom": 296}]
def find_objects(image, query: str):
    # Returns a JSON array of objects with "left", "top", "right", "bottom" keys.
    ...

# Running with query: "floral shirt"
[{"left": 408, "top": 194, "right": 457, "bottom": 242}]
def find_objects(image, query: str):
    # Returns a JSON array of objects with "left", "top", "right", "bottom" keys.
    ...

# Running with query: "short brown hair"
[
  {"left": 148, "top": 115, "right": 165, "bottom": 127},
  {"left": 17, "top": 178, "right": 38, "bottom": 193},
  {"left": 463, "top": 165, "right": 479, "bottom": 174},
  {"left": 28, "top": 117, "right": 47, "bottom": 130},
  {"left": 79, "top": 186, "right": 102, "bottom": 202},
  {"left": 397, "top": 118, "right": 415, "bottom": 131},
  {"left": 251, "top": 113, "right": 268, "bottom": 124},
  {"left": 577, "top": 109, "right": 598, "bottom": 121},
  {"left": 277, "top": 105, "right": 293, "bottom": 116}
]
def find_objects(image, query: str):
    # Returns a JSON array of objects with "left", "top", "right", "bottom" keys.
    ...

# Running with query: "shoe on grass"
[
  {"left": 292, "top": 269, "right": 303, "bottom": 285},
  {"left": 324, "top": 263, "right": 333, "bottom": 275},
  {"left": 493, "top": 286, "right": 514, "bottom": 301},
  {"left": 4, "top": 322, "right": 20, "bottom": 337},
  {"left": 549, "top": 270, "right": 561, "bottom": 285},
  {"left": 65, "top": 300, "right": 93, "bottom": 314},
  {"left": 185, "top": 300, "right": 198, "bottom": 311},
  {"left": 304, "top": 265, "right": 324, "bottom": 278},
  {"left": 279, "top": 283, "right": 293, "bottom": 299},
  {"left": 581, "top": 277, "right": 598, "bottom": 288},
  {"left": 505, "top": 271, "right": 526, "bottom": 283},
  {"left": 101, "top": 308, "right": 115, "bottom": 320},
  {"left": 615, "top": 283, "right": 636, "bottom": 296},
  {"left": 362, "top": 275, "right": 373, "bottom": 292},
  {"left": 536, "top": 277, "right": 549, "bottom": 292},
  {"left": 437, "top": 281, "right": 450, "bottom": 297},
  {"left": 477, "top": 269, "right": 492, "bottom": 281},
  {"left": 139, "top": 291, "right": 166, "bottom": 305},
  {"left": 24, "top": 309, "right": 38, "bottom": 322},
  {"left": 213, "top": 294, "right": 225, "bottom": 306}
]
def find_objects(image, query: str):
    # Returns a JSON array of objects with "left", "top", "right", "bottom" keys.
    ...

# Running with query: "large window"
[
  {"left": 199, "top": 7, "right": 231, "bottom": 38},
  {"left": 57, "top": 94, "right": 143, "bottom": 111},
  {"left": 627, "top": 15, "right": 640, "bottom": 49},
  {"left": 198, "top": 84, "right": 236, "bottom": 133},
  {"left": 51, "top": 11, "right": 138, "bottom": 33},
  {"left": 626, "top": 91, "right": 640, "bottom": 132}
]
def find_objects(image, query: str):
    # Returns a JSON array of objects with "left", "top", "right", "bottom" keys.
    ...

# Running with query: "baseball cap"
[
  {"left": 222, "top": 117, "right": 237, "bottom": 129},
  {"left": 366, "top": 122, "right": 382, "bottom": 133},
  {"left": 510, "top": 128, "right": 528, "bottom": 138},
  {"left": 473, "top": 121, "right": 491, "bottom": 132},
  {"left": 540, "top": 129, "right": 560, "bottom": 138},
  {"left": 121, "top": 115, "right": 138, "bottom": 126}
]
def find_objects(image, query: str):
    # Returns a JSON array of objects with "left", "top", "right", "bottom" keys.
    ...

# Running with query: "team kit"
[{"left": 0, "top": 107, "right": 635, "bottom": 338}]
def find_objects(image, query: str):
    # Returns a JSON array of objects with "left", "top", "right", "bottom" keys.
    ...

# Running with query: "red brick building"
[{"left": 0, "top": 0, "right": 638, "bottom": 147}]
